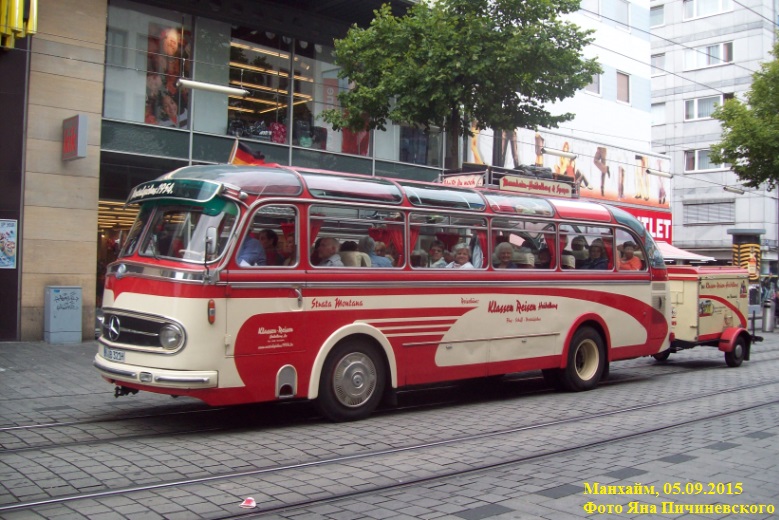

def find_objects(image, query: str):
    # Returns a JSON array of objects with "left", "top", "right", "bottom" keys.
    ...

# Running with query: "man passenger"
[
  {"left": 317, "top": 237, "right": 344, "bottom": 267},
  {"left": 359, "top": 236, "right": 392, "bottom": 267}
]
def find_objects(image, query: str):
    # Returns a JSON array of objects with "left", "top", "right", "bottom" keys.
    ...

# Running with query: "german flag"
[{"left": 229, "top": 139, "right": 266, "bottom": 165}]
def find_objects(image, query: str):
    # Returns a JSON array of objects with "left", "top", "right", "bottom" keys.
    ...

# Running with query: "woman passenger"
[
  {"left": 580, "top": 238, "right": 608, "bottom": 270},
  {"left": 446, "top": 244, "right": 474, "bottom": 269},
  {"left": 493, "top": 242, "right": 517, "bottom": 269}
]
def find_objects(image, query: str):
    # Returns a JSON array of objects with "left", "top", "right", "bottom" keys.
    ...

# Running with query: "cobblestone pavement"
[{"left": 0, "top": 333, "right": 778, "bottom": 519}]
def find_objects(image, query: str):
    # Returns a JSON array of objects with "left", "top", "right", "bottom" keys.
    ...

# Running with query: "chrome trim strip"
[
  {"left": 107, "top": 262, "right": 208, "bottom": 282},
  {"left": 119, "top": 328, "right": 158, "bottom": 337},
  {"left": 402, "top": 332, "right": 560, "bottom": 347},
  {"left": 154, "top": 375, "right": 211, "bottom": 383},
  {"left": 93, "top": 359, "right": 138, "bottom": 378},
  {"left": 229, "top": 279, "right": 652, "bottom": 290}
]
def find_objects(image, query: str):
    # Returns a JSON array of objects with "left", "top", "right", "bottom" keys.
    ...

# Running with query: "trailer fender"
[{"left": 718, "top": 328, "right": 751, "bottom": 360}]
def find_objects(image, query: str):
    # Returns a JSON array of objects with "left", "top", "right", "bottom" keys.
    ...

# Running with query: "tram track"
[
  {"left": 2, "top": 372, "right": 779, "bottom": 517},
  {"left": 3, "top": 346, "right": 779, "bottom": 454}
]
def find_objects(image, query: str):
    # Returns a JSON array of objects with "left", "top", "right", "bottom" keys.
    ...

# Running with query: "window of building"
[
  {"left": 104, "top": 1, "right": 193, "bottom": 128},
  {"left": 684, "top": 42, "right": 733, "bottom": 70},
  {"left": 684, "top": 149, "right": 722, "bottom": 171},
  {"left": 651, "top": 103, "right": 665, "bottom": 125},
  {"left": 651, "top": 54, "right": 665, "bottom": 75},
  {"left": 584, "top": 74, "right": 601, "bottom": 94},
  {"left": 683, "top": 0, "right": 733, "bottom": 19},
  {"left": 614, "top": 0, "right": 630, "bottom": 28},
  {"left": 617, "top": 72, "right": 630, "bottom": 103},
  {"left": 580, "top": 0, "right": 600, "bottom": 17},
  {"left": 650, "top": 5, "right": 664, "bottom": 26},
  {"left": 683, "top": 201, "right": 735, "bottom": 225},
  {"left": 684, "top": 95, "right": 726, "bottom": 120}
]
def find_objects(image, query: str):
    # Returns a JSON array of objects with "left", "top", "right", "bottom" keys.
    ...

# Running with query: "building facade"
[
  {"left": 1, "top": 0, "right": 660, "bottom": 341},
  {"left": 650, "top": 0, "right": 779, "bottom": 279}
]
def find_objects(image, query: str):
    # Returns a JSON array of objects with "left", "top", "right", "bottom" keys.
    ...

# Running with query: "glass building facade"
[{"left": 100, "top": 0, "right": 443, "bottom": 223}]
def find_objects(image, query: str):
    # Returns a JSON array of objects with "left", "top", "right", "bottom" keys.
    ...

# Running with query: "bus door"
[{"left": 224, "top": 204, "right": 304, "bottom": 359}]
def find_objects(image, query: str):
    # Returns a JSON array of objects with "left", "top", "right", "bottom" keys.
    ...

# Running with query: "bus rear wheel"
[
  {"left": 725, "top": 337, "right": 746, "bottom": 368},
  {"left": 316, "top": 340, "right": 386, "bottom": 422},
  {"left": 559, "top": 327, "right": 605, "bottom": 391}
]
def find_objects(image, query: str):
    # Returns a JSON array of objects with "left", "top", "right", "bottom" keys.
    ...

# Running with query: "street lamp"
[
  {"left": 541, "top": 147, "right": 577, "bottom": 160},
  {"left": 176, "top": 78, "right": 249, "bottom": 97},
  {"left": 646, "top": 168, "right": 673, "bottom": 179},
  {"left": 724, "top": 186, "right": 746, "bottom": 194}
]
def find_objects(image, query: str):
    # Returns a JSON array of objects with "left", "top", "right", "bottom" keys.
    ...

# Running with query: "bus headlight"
[{"left": 159, "top": 324, "right": 184, "bottom": 350}]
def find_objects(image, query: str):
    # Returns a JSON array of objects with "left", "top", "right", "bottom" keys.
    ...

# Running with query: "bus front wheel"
[
  {"left": 559, "top": 327, "right": 605, "bottom": 391},
  {"left": 316, "top": 340, "right": 386, "bottom": 422}
]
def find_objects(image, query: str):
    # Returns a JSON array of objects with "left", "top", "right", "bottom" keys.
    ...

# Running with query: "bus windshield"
[{"left": 120, "top": 202, "right": 237, "bottom": 263}]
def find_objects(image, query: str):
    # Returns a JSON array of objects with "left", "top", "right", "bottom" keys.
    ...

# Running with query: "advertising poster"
[
  {"left": 470, "top": 128, "right": 671, "bottom": 210},
  {"left": 0, "top": 219, "right": 18, "bottom": 269},
  {"left": 145, "top": 24, "right": 191, "bottom": 129},
  {"left": 469, "top": 128, "right": 672, "bottom": 242}
]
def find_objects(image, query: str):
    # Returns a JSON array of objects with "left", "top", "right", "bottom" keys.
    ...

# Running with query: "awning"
[{"left": 656, "top": 241, "right": 715, "bottom": 262}]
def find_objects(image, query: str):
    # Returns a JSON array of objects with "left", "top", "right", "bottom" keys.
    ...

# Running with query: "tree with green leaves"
[
  {"left": 320, "top": 0, "right": 601, "bottom": 167},
  {"left": 710, "top": 39, "right": 779, "bottom": 190}
]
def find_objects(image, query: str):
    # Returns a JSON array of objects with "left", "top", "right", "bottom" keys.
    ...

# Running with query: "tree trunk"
[{"left": 444, "top": 107, "right": 462, "bottom": 170}]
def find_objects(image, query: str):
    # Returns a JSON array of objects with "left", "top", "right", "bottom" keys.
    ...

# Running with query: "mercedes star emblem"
[{"left": 107, "top": 315, "right": 121, "bottom": 342}]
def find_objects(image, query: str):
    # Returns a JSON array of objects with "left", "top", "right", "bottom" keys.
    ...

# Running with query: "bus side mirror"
[{"left": 205, "top": 226, "right": 218, "bottom": 256}]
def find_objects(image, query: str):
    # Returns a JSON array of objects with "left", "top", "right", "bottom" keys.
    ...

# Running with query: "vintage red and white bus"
[{"left": 95, "top": 164, "right": 670, "bottom": 421}]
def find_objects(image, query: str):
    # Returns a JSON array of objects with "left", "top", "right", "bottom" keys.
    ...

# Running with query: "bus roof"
[{"left": 133, "top": 164, "right": 625, "bottom": 224}]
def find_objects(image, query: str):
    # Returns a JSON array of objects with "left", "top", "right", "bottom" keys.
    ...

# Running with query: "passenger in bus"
[
  {"left": 411, "top": 250, "right": 428, "bottom": 267},
  {"left": 618, "top": 241, "right": 641, "bottom": 271},
  {"left": 446, "top": 244, "right": 474, "bottom": 269},
  {"left": 359, "top": 236, "right": 392, "bottom": 267},
  {"left": 580, "top": 238, "right": 608, "bottom": 270},
  {"left": 310, "top": 237, "right": 323, "bottom": 265},
  {"left": 237, "top": 232, "right": 266, "bottom": 266},
  {"left": 259, "top": 229, "right": 282, "bottom": 265},
  {"left": 427, "top": 240, "right": 448, "bottom": 268},
  {"left": 340, "top": 240, "right": 358, "bottom": 252},
  {"left": 317, "top": 237, "right": 344, "bottom": 267},
  {"left": 493, "top": 242, "right": 518, "bottom": 269},
  {"left": 536, "top": 248, "right": 552, "bottom": 269},
  {"left": 562, "top": 253, "right": 576, "bottom": 269},
  {"left": 516, "top": 251, "right": 535, "bottom": 269},
  {"left": 570, "top": 235, "right": 589, "bottom": 268},
  {"left": 281, "top": 237, "right": 296, "bottom": 266}
]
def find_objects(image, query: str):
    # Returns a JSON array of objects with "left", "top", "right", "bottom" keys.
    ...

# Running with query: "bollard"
[{"left": 762, "top": 300, "right": 775, "bottom": 332}]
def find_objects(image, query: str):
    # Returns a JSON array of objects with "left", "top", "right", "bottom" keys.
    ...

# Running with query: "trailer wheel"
[
  {"left": 559, "top": 326, "right": 605, "bottom": 391},
  {"left": 316, "top": 340, "right": 386, "bottom": 422},
  {"left": 653, "top": 350, "right": 671, "bottom": 362},
  {"left": 725, "top": 337, "right": 746, "bottom": 368}
]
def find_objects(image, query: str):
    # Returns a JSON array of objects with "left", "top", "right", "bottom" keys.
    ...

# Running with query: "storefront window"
[
  {"left": 102, "top": 0, "right": 444, "bottom": 172},
  {"left": 105, "top": 0, "right": 192, "bottom": 129},
  {"left": 227, "top": 29, "right": 292, "bottom": 144}
]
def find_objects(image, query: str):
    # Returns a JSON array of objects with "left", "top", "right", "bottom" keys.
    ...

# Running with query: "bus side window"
[
  {"left": 409, "top": 215, "right": 481, "bottom": 269},
  {"left": 615, "top": 228, "right": 645, "bottom": 271},
  {"left": 575, "top": 227, "right": 613, "bottom": 270},
  {"left": 310, "top": 204, "right": 405, "bottom": 268},
  {"left": 239, "top": 205, "right": 298, "bottom": 268}
]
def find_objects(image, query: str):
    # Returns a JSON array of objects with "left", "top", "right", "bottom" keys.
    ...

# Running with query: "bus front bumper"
[{"left": 93, "top": 355, "right": 218, "bottom": 389}]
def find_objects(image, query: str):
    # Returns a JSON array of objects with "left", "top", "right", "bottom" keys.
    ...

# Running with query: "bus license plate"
[{"left": 103, "top": 346, "right": 125, "bottom": 363}]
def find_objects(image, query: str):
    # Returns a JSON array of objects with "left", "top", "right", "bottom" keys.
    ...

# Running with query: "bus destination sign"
[{"left": 499, "top": 175, "right": 573, "bottom": 198}]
